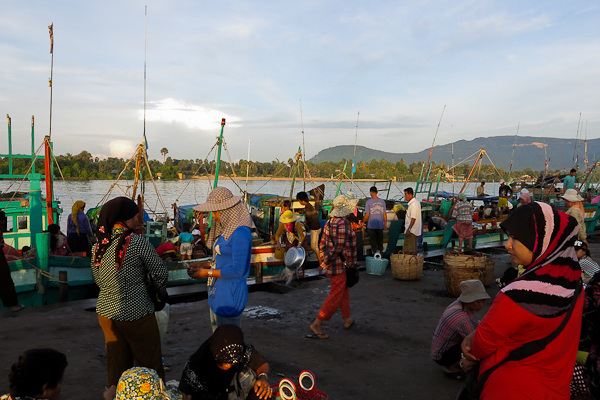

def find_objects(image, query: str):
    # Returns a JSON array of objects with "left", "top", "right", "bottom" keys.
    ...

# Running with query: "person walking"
[
  {"left": 187, "top": 187, "right": 255, "bottom": 332},
  {"left": 307, "top": 195, "right": 358, "bottom": 339},
  {"left": 403, "top": 187, "right": 421, "bottom": 253},
  {"left": 91, "top": 196, "right": 168, "bottom": 395},
  {"left": 363, "top": 186, "right": 386, "bottom": 255}
]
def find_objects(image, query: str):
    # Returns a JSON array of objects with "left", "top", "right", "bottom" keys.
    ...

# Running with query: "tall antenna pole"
[
  {"left": 572, "top": 113, "right": 582, "bottom": 169},
  {"left": 48, "top": 23, "right": 54, "bottom": 140},
  {"left": 300, "top": 100, "right": 306, "bottom": 190},
  {"left": 245, "top": 139, "right": 251, "bottom": 202},
  {"left": 143, "top": 6, "right": 148, "bottom": 152},
  {"left": 351, "top": 111, "right": 359, "bottom": 181},
  {"left": 426, "top": 105, "right": 446, "bottom": 170},
  {"left": 585, "top": 120, "right": 588, "bottom": 170}
]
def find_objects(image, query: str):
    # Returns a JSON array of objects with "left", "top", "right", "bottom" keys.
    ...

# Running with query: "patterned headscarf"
[
  {"left": 201, "top": 189, "right": 254, "bottom": 249},
  {"left": 93, "top": 197, "right": 139, "bottom": 269},
  {"left": 71, "top": 201, "right": 85, "bottom": 234},
  {"left": 179, "top": 325, "right": 250, "bottom": 399},
  {"left": 116, "top": 367, "right": 180, "bottom": 400},
  {"left": 500, "top": 201, "right": 581, "bottom": 318}
]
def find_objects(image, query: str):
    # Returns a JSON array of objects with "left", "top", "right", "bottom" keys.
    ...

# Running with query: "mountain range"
[{"left": 308, "top": 136, "right": 598, "bottom": 171}]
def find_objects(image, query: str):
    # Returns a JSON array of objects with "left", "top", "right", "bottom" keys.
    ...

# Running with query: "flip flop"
[
  {"left": 444, "top": 370, "right": 465, "bottom": 381},
  {"left": 305, "top": 333, "right": 329, "bottom": 339},
  {"left": 11, "top": 304, "right": 25, "bottom": 312}
]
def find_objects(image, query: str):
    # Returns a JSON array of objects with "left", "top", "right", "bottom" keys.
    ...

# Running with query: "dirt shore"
[{"left": 1, "top": 240, "right": 596, "bottom": 399}]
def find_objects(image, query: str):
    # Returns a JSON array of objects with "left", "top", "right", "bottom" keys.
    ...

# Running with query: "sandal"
[
  {"left": 444, "top": 370, "right": 465, "bottom": 381},
  {"left": 305, "top": 333, "right": 329, "bottom": 339}
]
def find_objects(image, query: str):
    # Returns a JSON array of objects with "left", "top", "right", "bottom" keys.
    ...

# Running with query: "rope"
[
  {"left": 95, "top": 151, "right": 139, "bottom": 207},
  {"left": 174, "top": 142, "right": 219, "bottom": 202},
  {"left": 143, "top": 152, "right": 172, "bottom": 221},
  {"left": 47, "top": 140, "right": 75, "bottom": 204},
  {"left": 20, "top": 256, "right": 69, "bottom": 286},
  {"left": 1, "top": 141, "right": 45, "bottom": 211}
]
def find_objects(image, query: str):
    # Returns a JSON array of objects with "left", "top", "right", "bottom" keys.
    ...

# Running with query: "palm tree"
[{"left": 160, "top": 148, "right": 168, "bottom": 163}]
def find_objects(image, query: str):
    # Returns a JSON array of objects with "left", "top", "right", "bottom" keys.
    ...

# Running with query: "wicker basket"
[
  {"left": 366, "top": 253, "right": 389, "bottom": 276},
  {"left": 482, "top": 258, "right": 495, "bottom": 287},
  {"left": 443, "top": 251, "right": 487, "bottom": 297},
  {"left": 390, "top": 252, "right": 424, "bottom": 280}
]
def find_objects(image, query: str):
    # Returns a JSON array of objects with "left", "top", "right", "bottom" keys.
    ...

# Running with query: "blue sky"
[{"left": 0, "top": 1, "right": 599, "bottom": 164}]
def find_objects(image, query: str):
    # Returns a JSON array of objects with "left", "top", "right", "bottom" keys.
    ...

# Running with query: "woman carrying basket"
[{"left": 307, "top": 195, "right": 358, "bottom": 339}]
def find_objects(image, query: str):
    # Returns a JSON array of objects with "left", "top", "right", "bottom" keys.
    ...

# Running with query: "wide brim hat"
[
  {"left": 562, "top": 188, "right": 583, "bottom": 203},
  {"left": 457, "top": 279, "right": 490, "bottom": 303},
  {"left": 193, "top": 187, "right": 242, "bottom": 212},
  {"left": 499, "top": 179, "right": 506, "bottom": 184},
  {"left": 191, "top": 229, "right": 201, "bottom": 235},
  {"left": 279, "top": 210, "right": 296, "bottom": 224},
  {"left": 330, "top": 195, "right": 359, "bottom": 218}
]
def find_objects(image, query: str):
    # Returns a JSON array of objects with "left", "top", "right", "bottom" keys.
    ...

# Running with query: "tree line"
[{"left": 0, "top": 150, "right": 578, "bottom": 182}]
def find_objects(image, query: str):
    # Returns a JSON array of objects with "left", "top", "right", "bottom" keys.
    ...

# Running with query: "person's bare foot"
[
  {"left": 310, "top": 319, "right": 323, "bottom": 335},
  {"left": 343, "top": 318, "right": 354, "bottom": 329}
]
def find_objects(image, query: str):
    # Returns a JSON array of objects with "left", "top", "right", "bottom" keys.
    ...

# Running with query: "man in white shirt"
[{"left": 404, "top": 187, "right": 422, "bottom": 253}]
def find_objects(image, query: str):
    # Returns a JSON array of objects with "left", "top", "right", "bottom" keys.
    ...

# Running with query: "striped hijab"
[{"left": 500, "top": 201, "right": 581, "bottom": 318}]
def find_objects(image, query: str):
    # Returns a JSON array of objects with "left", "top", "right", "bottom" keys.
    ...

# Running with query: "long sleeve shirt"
[
  {"left": 319, "top": 217, "right": 357, "bottom": 276},
  {"left": 67, "top": 211, "right": 93, "bottom": 237},
  {"left": 91, "top": 228, "right": 168, "bottom": 321}
]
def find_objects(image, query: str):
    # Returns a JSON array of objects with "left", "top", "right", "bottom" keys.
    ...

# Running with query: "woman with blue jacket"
[{"left": 187, "top": 187, "right": 254, "bottom": 332}]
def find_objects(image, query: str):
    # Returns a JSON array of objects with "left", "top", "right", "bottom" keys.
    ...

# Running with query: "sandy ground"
[{"left": 2, "top": 239, "right": 598, "bottom": 399}]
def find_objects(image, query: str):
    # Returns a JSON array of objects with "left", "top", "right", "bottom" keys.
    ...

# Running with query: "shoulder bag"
[
  {"left": 457, "top": 283, "right": 581, "bottom": 400},
  {"left": 146, "top": 275, "right": 169, "bottom": 312}
]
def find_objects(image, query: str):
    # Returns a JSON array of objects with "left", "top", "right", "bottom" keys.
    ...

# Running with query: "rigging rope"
[{"left": 1, "top": 141, "right": 45, "bottom": 211}]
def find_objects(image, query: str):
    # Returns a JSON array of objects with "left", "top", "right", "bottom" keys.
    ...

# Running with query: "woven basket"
[
  {"left": 483, "top": 258, "right": 495, "bottom": 287},
  {"left": 443, "top": 251, "right": 487, "bottom": 297},
  {"left": 366, "top": 254, "right": 389, "bottom": 276},
  {"left": 390, "top": 252, "right": 424, "bottom": 280}
]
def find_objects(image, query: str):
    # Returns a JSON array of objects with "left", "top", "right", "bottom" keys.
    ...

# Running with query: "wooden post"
[
  {"left": 255, "top": 262, "right": 263, "bottom": 284},
  {"left": 59, "top": 271, "right": 68, "bottom": 302}
]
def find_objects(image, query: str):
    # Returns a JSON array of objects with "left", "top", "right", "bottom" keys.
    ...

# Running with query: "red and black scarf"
[
  {"left": 500, "top": 201, "right": 581, "bottom": 318},
  {"left": 93, "top": 197, "right": 139, "bottom": 270}
]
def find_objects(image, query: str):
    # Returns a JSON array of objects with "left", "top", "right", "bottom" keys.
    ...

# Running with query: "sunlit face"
[
  {"left": 404, "top": 191, "right": 413, "bottom": 201},
  {"left": 124, "top": 213, "right": 139, "bottom": 230},
  {"left": 217, "top": 363, "right": 233, "bottom": 370},
  {"left": 465, "top": 299, "right": 485, "bottom": 312},
  {"left": 506, "top": 236, "right": 534, "bottom": 266}
]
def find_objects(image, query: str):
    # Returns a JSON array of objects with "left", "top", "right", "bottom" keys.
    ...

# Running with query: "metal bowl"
[{"left": 284, "top": 246, "right": 306, "bottom": 270}]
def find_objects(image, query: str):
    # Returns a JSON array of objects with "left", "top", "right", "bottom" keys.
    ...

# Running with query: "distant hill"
[{"left": 309, "top": 136, "right": 599, "bottom": 171}]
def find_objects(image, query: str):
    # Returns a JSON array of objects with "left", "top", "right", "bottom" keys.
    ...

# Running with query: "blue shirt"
[
  {"left": 564, "top": 174, "right": 576, "bottom": 191},
  {"left": 208, "top": 226, "right": 252, "bottom": 317},
  {"left": 179, "top": 232, "right": 194, "bottom": 243},
  {"left": 365, "top": 198, "right": 386, "bottom": 230}
]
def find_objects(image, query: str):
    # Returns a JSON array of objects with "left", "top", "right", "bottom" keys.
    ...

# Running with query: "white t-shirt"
[{"left": 405, "top": 198, "right": 422, "bottom": 236}]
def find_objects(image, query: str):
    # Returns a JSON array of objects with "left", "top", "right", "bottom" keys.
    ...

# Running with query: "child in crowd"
[
  {"left": 575, "top": 240, "right": 600, "bottom": 284},
  {"left": 48, "top": 224, "right": 70, "bottom": 256},
  {"left": 177, "top": 222, "right": 194, "bottom": 261}
]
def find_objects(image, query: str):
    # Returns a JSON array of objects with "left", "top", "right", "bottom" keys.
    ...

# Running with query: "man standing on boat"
[
  {"left": 497, "top": 179, "right": 513, "bottom": 210},
  {"left": 363, "top": 186, "right": 386, "bottom": 255},
  {"left": 564, "top": 168, "right": 577, "bottom": 191},
  {"left": 297, "top": 192, "right": 322, "bottom": 265},
  {"left": 404, "top": 188, "right": 421, "bottom": 254}
]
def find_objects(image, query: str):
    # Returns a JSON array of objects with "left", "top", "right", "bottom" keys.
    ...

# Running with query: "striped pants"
[{"left": 318, "top": 272, "right": 350, "bottom": 321}]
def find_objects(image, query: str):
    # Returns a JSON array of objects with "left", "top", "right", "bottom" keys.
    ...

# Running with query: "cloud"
[
  {"left": 109, "top": 140, "right": 135, "bottom": 158},
  {"left": 140, "top": 98, "right": 241, "bottom": 130}
]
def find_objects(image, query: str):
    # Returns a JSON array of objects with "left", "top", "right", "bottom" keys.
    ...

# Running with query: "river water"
[{"left": 0, "top": 178, "right": 502, "bottom": 233}]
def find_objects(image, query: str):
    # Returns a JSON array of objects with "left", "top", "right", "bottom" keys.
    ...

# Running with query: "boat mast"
[
  {"left": 300, "top": 100, "right": 306, "bottom": 191},
  {"left": 508, "top": 122, "right": 519, "bottom": 179},
  {"left": 214, "top": 118, "right": 226, "bottom": 189},
  {"left": 46, "top": 24, "right": 55, "bottom": 224}
]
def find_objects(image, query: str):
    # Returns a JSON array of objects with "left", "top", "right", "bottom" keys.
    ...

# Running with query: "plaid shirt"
[
  {"left": 452, "top": 201, "right": 474, "bottom": 223},
  {"left": 431, "top": 300, "right": 478, "bottom": 360},
  {"left": 319, "top": 217, "right": 357, "bottom": 276}
]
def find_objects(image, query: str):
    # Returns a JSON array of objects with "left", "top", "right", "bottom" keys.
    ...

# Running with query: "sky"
[{"left": 0, "top": 1, "right": 599, "bottom": 164}]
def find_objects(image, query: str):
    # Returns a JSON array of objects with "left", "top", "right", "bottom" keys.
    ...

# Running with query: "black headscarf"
[
  {"left": 179, "top": 325, "right": 248, "bottom": 400},
  {"left": 93, "top": 197, "right": 139, "bottom": 269}
]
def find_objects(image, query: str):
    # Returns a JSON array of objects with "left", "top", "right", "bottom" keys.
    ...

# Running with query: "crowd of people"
[{"left": 5, "top": 176, "right": 600, "bottom": 399}]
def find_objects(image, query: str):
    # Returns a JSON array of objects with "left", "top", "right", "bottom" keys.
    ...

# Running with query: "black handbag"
[
  {"left": 345, "top": 265, "right": 360, "bottom": 288},
  {"left": 457, "top": 283, "right": 581, "bottom": 400},
  {"left": 146, "top": 275, "right": 169, "bottom": 312}
]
